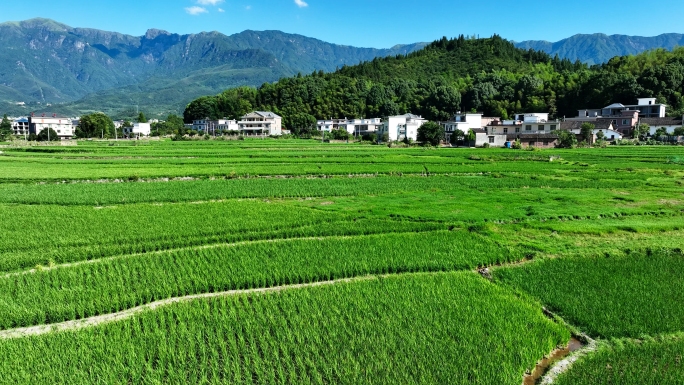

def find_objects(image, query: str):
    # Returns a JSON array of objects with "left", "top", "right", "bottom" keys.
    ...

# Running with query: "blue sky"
[{"left": 2, "top": 0, "right": 684, "bottom": 48}]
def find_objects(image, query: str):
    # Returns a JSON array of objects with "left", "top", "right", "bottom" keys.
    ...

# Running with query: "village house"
[
  {"left": 123, "top": 123, "right": 151, "bottom": 138},
  {"left": 379, "top": 114, "right": 427, "bottom": 142},
  {"left": 192, "top": 119, "right": 239, "bottom": 133},
  {"left": 640, "top": 116, "right": 683, "bottom": 136},
  {"left": 11, "top": 117, "right": 29, "bottom": 137},
  {"left": 238, "top": 111, "right": 282, "bottom": 136},
  {"left": 317, "top": 118, "right": 383, "bottom": 136},
  {"left": 577, "top": 98, "right": 666, "bottom": 119},
  {"left": 560, "top": 120, "right": 623, "bottom": 142},
  {"left": 29, "top": 113, "right": 75, "bottom": 139},
  {"left": 442, "top": 113, "right": 498, "bottom": 142},
  {"left": 486, "top": 113, "right": 560, "bottom": 136}
]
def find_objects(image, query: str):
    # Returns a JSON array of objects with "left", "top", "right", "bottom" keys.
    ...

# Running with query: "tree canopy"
[
  {"left": 0, "top": 115, "right": 12, "bottom": 141},
  {"left": 77, "top": 113, "right": 115, "bottom": 139},
  {"left": 417, "top": 121, "right": 444, "bottom": 146}
]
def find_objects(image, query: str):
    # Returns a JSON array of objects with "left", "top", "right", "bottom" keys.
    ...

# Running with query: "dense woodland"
[{"left": 183, "top": 35, "right": 684, "bottom": 132}]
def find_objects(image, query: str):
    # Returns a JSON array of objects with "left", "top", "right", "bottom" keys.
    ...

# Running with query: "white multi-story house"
[
  {"left": 443, "top": 113, "right": 485, "bottom": 142},
  {"left": 192, "top": 119, "right": 239, "bottom": 133},
  {"left": 486, "top": 113, "right": 560, "bottom": 135},
  {"left": 29, "top": 114, "right": 75, "bottom": 139},
  {"left": 123, "top": 123, "right": 151, "bottom": 137},
  {"left": 577, "top": 97, "right": 667, "bottom": 119},
  {"left": 238, "top": 111, "right": 282, "bottom": 136},
  {"left": 379, "top": 114, "right": 427, "bottom": 142},
  {"left": 12, "top": 118, "right": 30, "bottom": 137},
  {"left": 317, "top": 118, "right": 383, "bottom": 135}
]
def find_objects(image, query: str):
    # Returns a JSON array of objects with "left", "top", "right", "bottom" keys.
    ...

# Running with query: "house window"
[
  {"left": 526, "top": 125, "right": 532, "bottom": 131},
  {"left": 488, "top": 136, "right": 495, "bottom": 144},
  {"left": 543, "top": 140, "right": 549, "bottom": 145},
  {"left": 515, "top": 127, "right": 520, "bottom": 133},
  {"left": 622, "top": 119, "right": 629, "bottom": 125},
  {"left": 550, "top": 125, "right": 557, "bottom": 131},
  {"left": 503, "top": 128, "right": 508, "bottom": 134},
  {"left": 529, "top": 141, "right": 535, "bottom": 147},
  {"left": 538, "top": 125, "right": 545, "bottom": 131}
]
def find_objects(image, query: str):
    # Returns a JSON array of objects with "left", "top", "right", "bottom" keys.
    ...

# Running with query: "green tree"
[
  {"left": 673, "top": 127, "right": 684, "bottom": 136},
  {"left": 0, "top": 114, "right": 12, "bottom": 141},
  {"left": 556, "top": 130, "right": 578, "bottom": 148},
  {"left": 450, "top": 130, "right": 464, "bottom": 146},
  {"left": 596, "top": 130, "right": 605, "bottom": 140},
  {"left": 580, "top": 122, "right": 595, "bottom": 143},
  {"left": 288, "top": 113, "right": 316, "bottom": 137},
  {"left": 466, "top": 129, "right": 476, "bottom": 147},
  {"left": 36, "top": 128, "right": 59, "bottom": 142},
  {"left": 655, "top": 127, "right": 669, "bottom": 139},
  {"left": 633, "top": 123, "right": 650, "bottom": 140},
  {"left": 77, "top": 113, "right": 115, "bottom": 139},
  {"left": 417, "top": 121, "right": 444, "bottom": 146},
  {"left": 137, "top": 112, "right": 148, "bottom": 123}
]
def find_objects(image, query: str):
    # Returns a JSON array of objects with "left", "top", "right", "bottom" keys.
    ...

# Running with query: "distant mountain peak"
[{"left": 145, "top": 29, "right": 172, "bottom": 40}]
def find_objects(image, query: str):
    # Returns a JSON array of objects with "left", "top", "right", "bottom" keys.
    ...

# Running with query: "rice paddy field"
[{"left": 1, "top": 139, "right": 683, "bottom": 384}]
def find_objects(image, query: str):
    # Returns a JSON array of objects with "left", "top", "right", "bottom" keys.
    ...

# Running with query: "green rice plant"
[
  {"left": 493, "top": 251, "right": 684, "bottom": 338},
  {"left": 0, "top": 230, "right": 522, "bottom": 329},
  {"left": 0, "top": 272, "right": 570, "bottom": 385},
  {"left": 555, "top": 335, "right": 684, "bottom": 385}
]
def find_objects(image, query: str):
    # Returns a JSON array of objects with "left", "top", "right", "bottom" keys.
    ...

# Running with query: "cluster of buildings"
[
  {"left": 5, "top": 98, "right": 682, "bottom": 145},
  {"left": 7, "top": 113, "right": 152, "bottom": 140},
  {"left": 313, "top": 97, "right": 683, "bottom": 147}
]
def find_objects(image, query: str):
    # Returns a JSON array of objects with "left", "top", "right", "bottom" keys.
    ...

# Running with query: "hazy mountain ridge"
[
  {"left": 516, "top": 33, "right": 684, "bottom": 65},
  {"left": 0, "top": 18, "right": 427, "bottom": 117}
]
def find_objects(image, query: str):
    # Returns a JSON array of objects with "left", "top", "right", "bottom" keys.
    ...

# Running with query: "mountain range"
[
  {"left": 515, "top": 33, "right": 684, "bottom": 65},
  {"left": 0, "top": 18, "right": 682, "bottom": 118},
  {"left": 0, "top": 18, "right": 425, "bottom": 118}
]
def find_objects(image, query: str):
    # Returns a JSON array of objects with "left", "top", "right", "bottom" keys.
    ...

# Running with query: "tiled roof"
[
  {"left": 507, "top": 133, "right": 560, "bottom": 140},
  {"left": 561, "top": 120, "right": 613, "bottom": 130},
  {"left": 255, "top": 111, "right": 282, "bottom": 118},
  {"left": 640, "top": 117, "right": 682, "bottom": 126}
]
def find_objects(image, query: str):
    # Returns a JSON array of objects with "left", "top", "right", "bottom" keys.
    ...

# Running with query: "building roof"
[
  {"left": 255, "top": 111, "right": 281, "bottom": 118},
  {"left": 472, "top": 128, "right": 487, "bottom": 133},
  {"left": 507, "top": 133, "right": 560, "bottom": 140},
  {"left": 640, "top": 117, "right": 682, "bottom": 126},
  {"left": 604, "top": 103, "right": 625, "bottom": 109},
  {"left": 561, "top": 120, "right": 613, "bottom": 131}
]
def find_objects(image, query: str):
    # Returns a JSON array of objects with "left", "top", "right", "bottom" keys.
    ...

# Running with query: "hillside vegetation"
[{"left": 185, "top": 35, "right": 684, "bottom": 129}]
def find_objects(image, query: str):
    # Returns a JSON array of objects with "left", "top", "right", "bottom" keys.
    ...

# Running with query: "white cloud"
[
  {"left": 245, "top": 5, "right": 252, "bottom": 10},
  {"left": 218, "top": 8, "right": 225, "bottom": 12},
  {"left": 294, "top": 0, "right": 308, "bottom": 8},
  {"left": 185, "top": 6, "right": 208, "bottom": 15},
  {"left": 196, "top": 0, "right": 224, "bottom": 5}
]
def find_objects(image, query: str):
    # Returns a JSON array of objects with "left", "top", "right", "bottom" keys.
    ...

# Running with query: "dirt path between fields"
[
  {"left": 0, "top": 275, "right": 377, "bottom": 340},
  {"left": 538, "top": 335, "right": 598, "bottom": 384}
]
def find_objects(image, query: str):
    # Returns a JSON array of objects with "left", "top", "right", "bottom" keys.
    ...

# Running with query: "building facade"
[
  {"left": 123, "top": 123, "right": 151, "bottom": 138},
  {"left": 380, "top": 114, "right": 427, "bottom": 142},
  {"left": 238, "top": 111, "right": 282, "bottom": 136},
  {"left": 29, "top": 114, "right": 75, "bottom": 139},
  {"left": 12, "top": 118, "right": 29, "bottom": 137}
]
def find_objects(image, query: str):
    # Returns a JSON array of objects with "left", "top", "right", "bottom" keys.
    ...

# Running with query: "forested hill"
[
  {"left": 184, "top": 35, "right": 684, "bottom": 131},
  {"left": 183, "top": 35, "right": 584, "bottom": 127}
]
